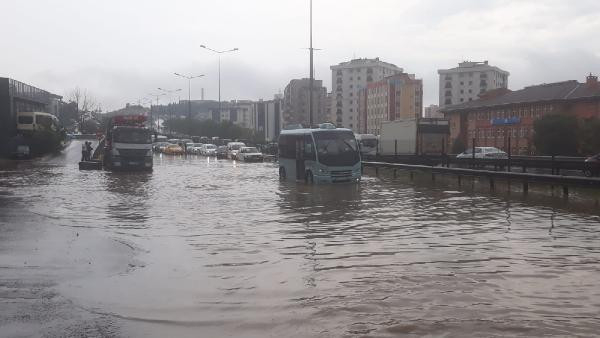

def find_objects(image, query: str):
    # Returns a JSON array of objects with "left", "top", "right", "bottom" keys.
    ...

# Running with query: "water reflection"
[
  {"left": 104, "top": 172, "right": 152, "bottom": 227},
  {"left": 2, "top": 146, "right": 600, "bottom": 337}
]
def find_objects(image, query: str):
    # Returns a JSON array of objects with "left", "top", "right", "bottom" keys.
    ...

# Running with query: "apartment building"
[
  {"left": 357, "top": 73, "right": 423, "bottom": 135},
  {"left": 282, "top": 78, "right": 327, "bottom": 127},
  {"left": 438, "top": 61, "right": 509, "bottom": 108},
  {"left": 331, "top": 58, "right": 403, "bottom": 131}
]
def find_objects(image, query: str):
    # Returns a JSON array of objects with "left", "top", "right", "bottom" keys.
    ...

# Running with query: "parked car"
[
  {"left": 183, "top": 143, "right": 195, "bottom": 154},
  {"left": 185, "top": 143, "right": 200, "bottom": 154},
  {"left": 457, "top": 147, "right": 508, "bottom": 159},
  {"left": 216, "top": 146, "right": 228, "bottom": 159},
  {"left": 584, "top": 153, "right": 600, "bottom": 177},
  {"left": 201, "top": 144, "right": 217, "bottom": 156},
  {"left": 163, "top": 144, "right": 185, "bottom": 155},
  {"left": 153, "top": 142, "right": 169, "bottom": 152},
  {"left": 237, "top": 147, "right": 263, "bottom": 162},
  {"left": 227, "top": 142, "right": 246, "bottom": 160}
]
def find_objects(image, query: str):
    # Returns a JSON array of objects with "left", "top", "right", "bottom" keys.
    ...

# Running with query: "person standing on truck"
[
  {"left": 81, "top": 142, "right": 87, "bottom": 161},
  {"left": 86, "top": 141, "right": 94, "bottom": 161}
]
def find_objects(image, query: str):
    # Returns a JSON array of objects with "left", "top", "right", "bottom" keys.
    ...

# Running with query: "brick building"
[
  {"left": 442, "top": 74, "right": 600, "bottom": 155},
  {"left": 357, "top": 73, "right": 423, "bottom": 135}
]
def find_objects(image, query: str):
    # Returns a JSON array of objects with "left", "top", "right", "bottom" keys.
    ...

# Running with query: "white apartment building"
[
  {"left": 252, "top": 97, "right": 283, "bottom": 142},
  {"left": 438, "top": 61, "right": 509, "bottom": 108},
  {"left": 331, "top": 58, "right": 403, "bottom": 131}
]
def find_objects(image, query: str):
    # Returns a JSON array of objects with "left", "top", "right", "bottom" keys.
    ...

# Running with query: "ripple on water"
[{"left": 2, "top": 148, "right": 600, "bottom": 337}]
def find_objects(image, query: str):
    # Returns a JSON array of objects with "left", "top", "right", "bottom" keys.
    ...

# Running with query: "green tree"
[
  {"left": 533, "top": 113, "right": 579, "bottom": 156},
  {"left": 579, "top": 117, "right": 600, "bottom": 156},
  {"left": 164, "top": 119, "right": 265, "bottom": 144}
]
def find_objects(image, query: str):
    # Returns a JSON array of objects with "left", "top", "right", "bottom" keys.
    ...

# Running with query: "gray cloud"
[{"left": 1, "top": 0, "right": 599, "bottom": 110}]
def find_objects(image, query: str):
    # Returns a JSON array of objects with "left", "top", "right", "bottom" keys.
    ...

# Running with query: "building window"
[
  {"left": 460, "top": 98, "right": 464, "bottom": 102},
  {"left": 445, "top": 75, "right": 452, "bottom": 81},
  {"left": 445, "top": 98, "right": 452, "bottom": 105},
  {"left": 336, "top": 70, "right": 342, "bottom": 76},
  {"left": 445, "top": 82, "right": 452, "bottom": 88},
  {"left": 445, "top": 90, "right": 451, "bottom": 97},
  {"left": 460, "top": 82, "right": 464, "bottom": 86},
  {"left": 460, "top": 89, "right": 464, "bottom": 94},
  {"left": 350, "top": 85, "right": 353, "bottom": 89}
]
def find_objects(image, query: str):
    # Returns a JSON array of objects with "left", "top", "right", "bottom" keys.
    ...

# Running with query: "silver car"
[{"left": 457, "top": 147, "right": 508, "bottom": 159}]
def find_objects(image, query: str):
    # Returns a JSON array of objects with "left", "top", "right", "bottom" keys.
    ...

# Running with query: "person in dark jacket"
[{"left": 85, "top": 141, "right": 94, "bottom": 161}]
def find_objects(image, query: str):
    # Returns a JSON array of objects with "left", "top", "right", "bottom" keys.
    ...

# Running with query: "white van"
[{"left": 17, "top": 112, "right": 59, "bottom": 132}]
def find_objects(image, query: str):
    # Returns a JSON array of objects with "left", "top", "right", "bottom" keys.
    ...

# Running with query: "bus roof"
[{"left": 280, "top": 127, "right": 353, "bottom": 135}]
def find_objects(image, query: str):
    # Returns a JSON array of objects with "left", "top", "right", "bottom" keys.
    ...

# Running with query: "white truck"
[{"left": 378, "top": 118, "right": 450, "bottom": 156}]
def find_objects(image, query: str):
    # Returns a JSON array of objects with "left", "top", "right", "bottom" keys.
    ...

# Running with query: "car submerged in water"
[
  {"left": 456, "top": 147, "right": 508, "bottom": 159},
  {"left": 584, "top": 153, "right": 600, "bottom": 177},
  {"left": 237, "top": 147, "right": 263, "bottom": 162},
  {"left": 216, "top": 146, "right": 228, "bottom": 159},
  {"left": 163, "top": 144, "right": 185, "bottom": 155}
]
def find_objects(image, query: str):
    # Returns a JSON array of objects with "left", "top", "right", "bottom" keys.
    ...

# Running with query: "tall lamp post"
[
  {"left": 158, "top": 87, "right": 182, "bottom": 136},
  {"left": 147, "top": 93, "right": 165, "bottom": 132},
  {"left": 308, "top": 0, "right": 314, "bottom": 127},
  {"left": 199, "top": 45, "right": 239, "bottom": 119},
  {"left": 174, "top": 73, "right": 204, "bottom": 135}
]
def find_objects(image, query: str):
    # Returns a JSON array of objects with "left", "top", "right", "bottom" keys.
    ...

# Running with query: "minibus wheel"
[
  {"left": 279, "top": 167, "right": 286, "bottom": 179},
  {"left": 305, "top": 171, "right": 314, "bottom": 184}
]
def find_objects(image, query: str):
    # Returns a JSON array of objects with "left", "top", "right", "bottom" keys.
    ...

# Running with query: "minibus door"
[{"left": 295, "top": 137, "right": 305, "bottom": 180}]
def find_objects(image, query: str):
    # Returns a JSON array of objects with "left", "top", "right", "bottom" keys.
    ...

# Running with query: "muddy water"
[{"left": 1, "top": 141, "right": 600, "bottom": 337}]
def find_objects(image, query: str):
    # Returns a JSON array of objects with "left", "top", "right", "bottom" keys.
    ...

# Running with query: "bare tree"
[{"left": 67, "top": 87, "right": 98, "bottom": 132}]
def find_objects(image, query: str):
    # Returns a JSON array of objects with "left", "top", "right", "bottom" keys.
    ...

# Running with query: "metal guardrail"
[
  {"left": 363, "top": 154, "right": 599, "bottom": 175},
  {"left": 362, "top": 161, "right": 600, "bottom": 195}
]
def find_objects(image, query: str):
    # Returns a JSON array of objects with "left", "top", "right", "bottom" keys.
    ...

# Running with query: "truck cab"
[{"left": 104, "top": 115, "right": 153, "bottom": 171}]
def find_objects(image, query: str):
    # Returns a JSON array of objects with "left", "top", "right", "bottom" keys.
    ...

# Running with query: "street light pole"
[
  {"left": 174, "top": 73, "right": 204, "bottom": 135},
  {"left": 158, "top": 87, "right": 182, "bottom": 137},
  {"left": 147, "top": 93, "right": 165, "bottom": 132},
  {"left": 309, "top": 0, "right": 314, "bottom": 127},
  {"left": 200, "top": 45, "right": 239, "bottom": 121}
]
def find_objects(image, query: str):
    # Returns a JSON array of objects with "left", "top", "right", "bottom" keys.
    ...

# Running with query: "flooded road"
[{"left": 1, "top": 141, "right": 600, "bottom": 337}]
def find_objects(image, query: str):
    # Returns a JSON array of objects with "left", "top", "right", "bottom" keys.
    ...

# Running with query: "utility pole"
[
  {"left": 158, "top": 88, "right": 182, "bottom": 136},
  {"left": 174, "top": 73, "right": 204, "bottom": 135},
  {"left": 309, "top": 0, "right": 314, "bottom": 127},
  {"left": 200, "top": 45, "right": 239, "bottom": 123},
  {"left": 147, "top": 93, "right": 165, "bottom": 132}
]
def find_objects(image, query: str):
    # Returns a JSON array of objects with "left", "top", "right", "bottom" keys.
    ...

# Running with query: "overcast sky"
[{"left": 2, "top": 0, "right": 599, "bottom": 111}]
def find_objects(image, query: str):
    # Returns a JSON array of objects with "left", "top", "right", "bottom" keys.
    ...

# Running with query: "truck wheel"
[
  {"left": 584, "top": 169, "right": 593, "bottom": 177},
  {"left": 305, "top": 171, "right": 314, "bottom": 184},
  {"left": 279, "top": 167, "right": 286, "bottom": 180}
]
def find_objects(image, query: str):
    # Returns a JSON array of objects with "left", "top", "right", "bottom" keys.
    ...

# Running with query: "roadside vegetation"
[{"left": 534, "top": 113, "right": 600, "bottom": 156}]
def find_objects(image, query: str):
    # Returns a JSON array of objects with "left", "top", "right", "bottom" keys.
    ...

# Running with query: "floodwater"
[{"left": 1, "top": 141, "right": 600, "bottom": 337}]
